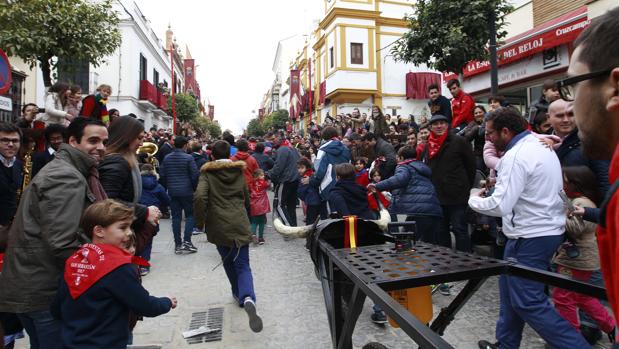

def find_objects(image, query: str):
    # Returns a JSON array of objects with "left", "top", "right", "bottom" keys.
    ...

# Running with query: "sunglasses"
[{"left": 556, "top": 68, "right": 613, "bottom": 101}]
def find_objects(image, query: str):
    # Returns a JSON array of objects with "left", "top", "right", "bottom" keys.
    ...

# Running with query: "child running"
[
  {"left": 250, "top": 169, "right": 271, "bottom": 245},
  {"left": 194, "top": 140, "right": 263, "bottom": 333},
  {"left": 51, "top": 199, "right": 176, "bottom": 349}
]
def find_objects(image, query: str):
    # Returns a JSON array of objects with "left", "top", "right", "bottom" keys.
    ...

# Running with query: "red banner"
[
  {"left": 289, "top": 69, "right": 300, "bottom": 120},
  {"left": 319, "top": 81, "right": 326, "bottom": 104},
  {"left": 208, "top": 105, "right": 214, "bottom": 118},
  {"left": 406, "top": 72, "right": 441, "bottom": 99},
  {"left": 258, "top": 108, "right": 264, "bottom": 119},
  {"left": 463, "top": 8, "right": 589, "bottom": 78}
]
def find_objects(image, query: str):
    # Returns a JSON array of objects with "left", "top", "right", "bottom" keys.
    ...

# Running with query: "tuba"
[
  {"left": 16, "top": 143, "right": 35, "bottom": 203},
  {"left": 137, "top": 142, "right": 159, "bottom": 168}
]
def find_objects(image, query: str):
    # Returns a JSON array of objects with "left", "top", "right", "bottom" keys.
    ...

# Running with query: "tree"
[
  {"left": 262, "top": 109, "right": 289, "bottom": 132},
  {"left": 246, "top": 118, "right": 265, "bottom": 137},
  {"left": 391, "top": 0, "right": 512, "bottom": 74},
  {"left": 206, "top": 120, "right": 222, "bottom": 139},
  {"left": 168, "top": 93, "right": 200, "bottom": 123},
  {"left": 0, "top": 0, "right": 121, "bottom": 87},
  {"left": 190, "top": 116, "right": 220, "bottom": 139}
]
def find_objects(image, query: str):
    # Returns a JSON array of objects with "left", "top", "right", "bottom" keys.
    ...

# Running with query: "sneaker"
[
  {"left": 478, "top": 340, "right": 498, "bottom": 349},
  {"left": 182, "top": 241, "right": 198, "bottom": 253},
  {"left": 370, "top": 311, "right": 387, "bottom": 325},
  {"left": 139, "top": 267, "right": 150, "bottom": 276},
  {"left": 192, "top": 228, "right": 203, "bottom": 236},
  {"left": 258, "top": 237, "right": 265, "bottom": 245},
  {"left": 243, "top": 297, "right": 263, "bottom": 333},
  {"left": 438, "top": 283, "right": 451, "bottom": 296},
  {"left": 174, "top": 245, "right": 183, "bottom": 254},
  {"left": 581, "top": 324, "right": 603, "bottom": 344}
]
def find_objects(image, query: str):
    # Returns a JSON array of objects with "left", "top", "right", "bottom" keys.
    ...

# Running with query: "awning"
[{"left": 463, "top": 6, "right": 589, "bottom": 78}]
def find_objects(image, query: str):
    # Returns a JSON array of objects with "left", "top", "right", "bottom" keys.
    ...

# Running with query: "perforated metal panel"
[
  {"left": 331, "top": 243, "right": 508, "bottom": 285},
  {"left": 186, "top": 307, "right": 224, "bottom": 344}
]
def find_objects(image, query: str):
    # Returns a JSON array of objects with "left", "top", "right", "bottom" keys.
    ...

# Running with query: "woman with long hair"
[
  {"left": 98, "top": 116, "right": 161, "bottom": 254},
  {"left": 368, "top": 105, "right": 389, "bottom": 138},
  {"left": 39, "top": 81, "right": 71, "bottom": 126}
]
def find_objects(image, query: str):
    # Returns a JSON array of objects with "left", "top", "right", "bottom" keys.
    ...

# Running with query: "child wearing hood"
[
  {"left": 329, "top": 163, "right": 376, "bottom": 220},
  {"left": 138, "top": 164, "right": 170, "bottom": 275}
]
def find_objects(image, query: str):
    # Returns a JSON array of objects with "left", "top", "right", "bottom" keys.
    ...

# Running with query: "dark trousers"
[
  {"left": 216, "top": 245, "right": 256, "bottom": 306},
  {"left": 438, "top": 204, "right": 470, "bottom": 252},
  {"left": 306, "top": 202, "right": 327, "bottom": 224},
  {"left": 496, "top": 235, "right": 589, "bottom": 349},
  {"left": 17, "top": 310, "right": 62, "bottom": 349},
  {"left": 405, "top": 215, "right": 442, "bottom": 245},
  {"left": 170, "top": 195, "right": 194, "bottom": 247},
  {"left": 280, "top": 180, "right": 299, "bottom": 226}
]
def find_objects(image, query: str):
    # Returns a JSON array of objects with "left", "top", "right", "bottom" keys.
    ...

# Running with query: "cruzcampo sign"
[{"left": 0, "top": 48, "right": 11, "bottom": 95}]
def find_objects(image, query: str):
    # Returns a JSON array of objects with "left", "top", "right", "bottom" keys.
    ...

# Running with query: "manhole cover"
[{"left": 186, "top": 307, "right": 224, "bottom": 344}]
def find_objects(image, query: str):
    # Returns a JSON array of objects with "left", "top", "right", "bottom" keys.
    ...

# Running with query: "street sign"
[
  {"left": 0, "top": 95, "right": 12, "bottom": 111},
  {"left": 0, "top": 48, "right": 12, "bottom": 95}
]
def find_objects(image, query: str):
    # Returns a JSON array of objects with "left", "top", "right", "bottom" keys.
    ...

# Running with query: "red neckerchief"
[
  {"left": 397, "top": 159, "right": 416, "bottom": 166},
  {"left": 427, "top": 131, "right": 448, "bottom": 159},
  {"left": 355, "top": 168, "right": 368, "bottom": 177},
  {"left": 303, "top": 169, "right": 314, "bottom": 177},
  {"left": 280, "top": 140, "right": 292, "bottom": 148},
  {"left": 64, "top": 243, "right": 148, "bottom": 299}
]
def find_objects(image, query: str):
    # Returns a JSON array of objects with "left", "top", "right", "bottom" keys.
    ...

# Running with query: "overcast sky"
[{"left": 134, "top": 0, "right": 322, "bottom": 134}]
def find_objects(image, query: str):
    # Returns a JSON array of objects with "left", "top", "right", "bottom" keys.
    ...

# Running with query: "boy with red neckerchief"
[{"left": 51, "top": 200, "right": 176, "bottom": 349}]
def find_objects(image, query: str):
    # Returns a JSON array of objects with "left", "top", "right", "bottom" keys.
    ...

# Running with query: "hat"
[{"left": 428, "top": 114, "right": 449, "bottom": 124}]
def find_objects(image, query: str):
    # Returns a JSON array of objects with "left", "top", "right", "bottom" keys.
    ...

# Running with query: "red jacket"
[
  {"left": 355, "top": 169, "right": 370, "bottom": 187},
  {"left": 451, "top": 91, "right": 475, "bottom": 128},
  {"left": 231, "top": 151, "right": 258, "bottom": 188},
  {"left": 597, "top": 144, "right": 619, "bottom": 321}
]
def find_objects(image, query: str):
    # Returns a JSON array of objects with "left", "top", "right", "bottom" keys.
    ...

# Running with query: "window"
[
  {"left": 139, "top": 54, "right": 148, "bottom": 81},
  {"left": 351, "top": 43, "right": 363, "bottom": 65},
  {"left": 153, "top": 69, "right": 159, "bottom": 86},
  {"left": 329, "top": 47, "right": 334, "bottom": 68}
]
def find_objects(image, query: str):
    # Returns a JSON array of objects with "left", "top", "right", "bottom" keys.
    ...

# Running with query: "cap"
[{"left": 428, "top": 114, "right": 449, "bottom": 124}]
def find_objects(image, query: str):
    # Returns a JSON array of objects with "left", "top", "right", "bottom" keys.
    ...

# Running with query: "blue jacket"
[
  {"left": 375, "top": 160, "right": 443, "bottom": 217},
  {"left": 51, "top": 264, "right": 172, "bottom": 349},
  {"left": 310, "top": 140, "right": 351, "bottom": 200},
  {"left": 267, "top": 145, "right": 300, "bottom": 184},
  {"left": 297, "top": 172, "right": 321, "bottom": 206},
  {"left": 139, "top": 173, "right": 170, "bottom": 209},
  {"left": 556, "top": 129, "right": 610, "bottom": 195},
  {"left": 160, "top": 149, "right": 199, "bottom": 197},
  {"left": 428, "top": 95, "right": 453, "bottom": 124},
  {"left": 329, "top": 179, "right": 375, "bottom": 220},
  {"left": 191, "top": 152, "right": 208, "bottom": 170},
  {"left": 252, "top": 152, "right": 274, "bottom": 172}
]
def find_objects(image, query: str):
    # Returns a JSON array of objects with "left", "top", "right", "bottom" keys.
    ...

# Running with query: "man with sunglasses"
[{"left": 558, "top": 8, "right": 619, "bottom": 349}]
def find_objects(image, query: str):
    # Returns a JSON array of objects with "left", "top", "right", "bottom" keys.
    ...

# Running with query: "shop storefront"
[{"left": 460, "top": 6, "right": 590, "bottom": 112}]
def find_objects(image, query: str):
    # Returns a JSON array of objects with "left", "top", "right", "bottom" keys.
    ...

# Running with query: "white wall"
[
  {"left": 503, "top": 1, "right": 534, "bottom": 38},
  {"left": 378, "top": 1, "right": 415, "bottom": 18},
  {"left": 344, "top": 27, "right": 370, "bottom": 70},
  {"left": 326, "top": 70, "right": 377, "bottom": 94}
]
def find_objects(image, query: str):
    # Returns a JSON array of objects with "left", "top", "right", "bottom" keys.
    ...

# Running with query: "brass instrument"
[
  {"left": 137, "top": 142, "right": 159, "bottom": 168},
  {"left": 17, "top": 143, "right": 34, "bottom": 202}
]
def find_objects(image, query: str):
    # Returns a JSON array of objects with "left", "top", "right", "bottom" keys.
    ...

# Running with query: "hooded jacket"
[
  {"left": 193, "top": 160, "right": 251, "bottom": 247},
  {"left": 231, "top": 151, "right": 259, "bottom": 188},
  {"left": 309, "top": 140, "right": 351, "bottom": 201},
  {"left": 0, "top": 144, "right": 94, "bottom": 313},
  {"left": 374, "top": 160, "right": 442, "bottom": 217},
  {"left": 328, "top": 179, "right": 375, "bottom": 220},
  {"left": 266, "top": 144, "right": 300, "bottom": 184},
  {"left": 139, "top": 171, "right": 170, "bottom": 209},
  {"left": 252, "top": 151, "right": 274, "bottom": 172}
]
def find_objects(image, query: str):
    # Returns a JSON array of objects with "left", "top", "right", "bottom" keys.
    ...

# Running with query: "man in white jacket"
[{"left": 470, "top": 108, "right": 589, "bottom": 349}]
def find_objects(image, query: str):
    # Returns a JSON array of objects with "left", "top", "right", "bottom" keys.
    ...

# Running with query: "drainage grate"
[{"left": 186, "top": 307, "right": 224, "bottom": 344}]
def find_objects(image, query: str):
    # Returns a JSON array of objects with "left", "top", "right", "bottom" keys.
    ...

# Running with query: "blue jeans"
[
  {"left": 438, "top": 204, "right": 470, "bottom": 252},
  {"left": 170, "top": 196, "right": 194, "bottom": 247},
  {"left": 216, "top": 245, "right": 256, "bottom": 306},
  {"left": 496, "top": 235, "right": 590, "bottom": 349},
  {"left": 17, "top": 310, "right": 62, "bottom": 349}
]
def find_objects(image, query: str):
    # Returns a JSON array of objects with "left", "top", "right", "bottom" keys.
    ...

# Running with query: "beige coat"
[{"left": 553, "top": 197, "right": 600, "bottom": 271}]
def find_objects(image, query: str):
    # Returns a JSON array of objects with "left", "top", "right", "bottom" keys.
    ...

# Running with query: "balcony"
[
  {"left": 157, "top": 91, "right": 167, "bottom": 110},
  {"left": 138, "top": 80, "right": 158, "bottom": 110}
]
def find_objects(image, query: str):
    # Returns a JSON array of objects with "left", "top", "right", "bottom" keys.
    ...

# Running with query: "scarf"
[
  {"left": 95, "top": 93, "right": 109, "bottom": 124},
  {"left": 279, "top": 140, "right": 292, "bottom": 148},
  {"left": 427, "top": 131, "right": 448, "bottom": 159},
  {"left": 88, "top": 167, "right": 108, "bottom": 202},
  {"left": 64, "top": 244, "right": 148, "bottom": 299}
]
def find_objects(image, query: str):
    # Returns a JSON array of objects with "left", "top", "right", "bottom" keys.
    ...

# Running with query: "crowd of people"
[{"left": 0, "top": 8, "right": 618, "bottom": 349}]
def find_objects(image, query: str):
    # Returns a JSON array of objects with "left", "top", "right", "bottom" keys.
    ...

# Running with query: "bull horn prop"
[{"left": 273, "top": 208, "right": 391, "bottom": 239}]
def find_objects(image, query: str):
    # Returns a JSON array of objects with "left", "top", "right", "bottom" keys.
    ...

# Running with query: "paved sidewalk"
[{"left": 13, "top": 204, "right": 613, "bottom": 349}]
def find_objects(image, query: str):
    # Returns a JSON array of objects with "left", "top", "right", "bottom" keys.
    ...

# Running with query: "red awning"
[
  {"left": 463, "top": 6, "right": 589, "bottom": 78},
  {"left": 406, "top": 72, "right": 441, "bottom": 99}
]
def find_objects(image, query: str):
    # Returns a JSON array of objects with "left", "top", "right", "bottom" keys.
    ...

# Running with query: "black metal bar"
[
  {"left": 507, "top": 264, "right": 608, "bottom": 300},
  {"left": 430, "top": 278, "right": 488, "bottom": 335},
  {"left": 336, "top": 285, "right": 367, "bottom": 349},
  {"left": 376, "top": 265, "right": 505, "bottom": 292},
  {"left": 319, "top": 252, "right": 335, "bottom": 336},
  {"left": 330, "top": 258, "right": 345, "bottom": 349}
]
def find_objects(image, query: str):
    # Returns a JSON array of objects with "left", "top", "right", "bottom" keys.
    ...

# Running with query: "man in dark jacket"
[
  {"left": 190, "top": 141, "right": 208, "bottom": 170},
  {"left": 548, "top": 99, "right": 610, "bottom": 194},
  {"left": 0, "top": 117, "right": 108, "bottom": 349},
  {"left": 303, "top": 126, "right": 351, "bottom": 203},
  {"left": 421, "top": 114, "right": 476, "bottom": 252},
  {"left": 364, "top": 132, "right": 397, "bottom": 179},
  {"left": 427, "top": 84, "right": 452, "bottom": 125},
  {"left": 252, "top": 142, "right": 274, "bottom": 171},
  {"left": 160, "top": 136, "right": 199, "bottom": 254},
  {"left": 266, "top": 132, "right": 300, "bottom": 226},
  {"left": 32, "top": 123, "right": 66, "bottom": 178},
  {"left": 329, "top": 163, "right": 375, "bottom": 220},
  {"left": 156, "top": 134, "right": 173, "bottom": 164},
  {"left": 0, "top": 123, "right": 23, "bottom": 228}
]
